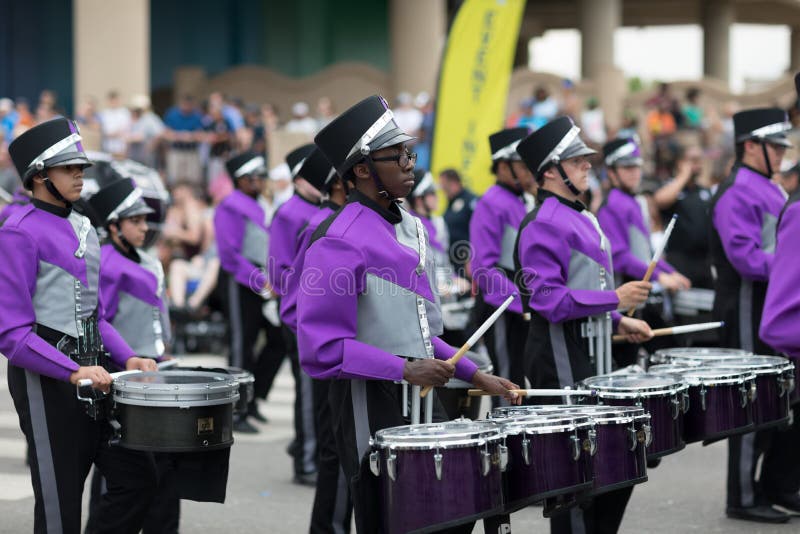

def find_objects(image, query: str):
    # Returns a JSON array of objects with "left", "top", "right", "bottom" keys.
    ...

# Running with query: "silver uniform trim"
[
  {"left": 242, "top": 220, "right": 268, "bottom": 267},
  {"left": 739, "top": 281, "right": 754, "bottom": 352},
  {"left": 25, "top": 371, "right": 63, "bottom": 534},
  {"left": 113, "top": 292, "right": 164, "bottom": 357},
  {"left": 746, "top": 121, "right": 792, "bottom": 140},
  {"left": 538, "top": 124, "right": 580, "bottom": 171},
  {"left": 300, "top": 372, "right": 317, "bottom": 474},
  {"left": 761, "top": 212, "right": 778, "bottom": 254},
  {"left": 234, "top": 156, "right": 265, "bottom": 178},
  {"left": 604, "top": 141, "right": 637, "bottom": 166},
  {"left": 628, "top": 225, "right": 652, "bottom": 265},
  {"left": 550, "top": 323, "right": 575, "bottom": 388},
  {"left": 227, "top": 275, "right": 244, "bottom": 368},
  {"left": 106, "top": 189, "right": 143, "bottom": 223},
  {"left": 345, "top": 109, "right": 394, "bottom": 161},
  {"left": 412, "top": 215, "right": 434, "bottom": 358},
  {"left": 739, "top": 433, "right": 756, "bottom": 507},
  {"left": 33, "top": 262, "right": 81, "bottom": 338},
  {"left": 491, "top": 140, "right": 523, "bottom": 161},
  {"left": 493, "top": 313, "right": 511, "bottom": 382},
  {"left": 291, "top": 158, "right": 307, "bottom": 179},
  {"left": 498, "top": 224, "right": 518, "bottom": 272},
  {"left": 332, "top": 467, "right": 349, "bottom": 534},
  {"left": 351, "top": 380, "right": 370, "bottom": 460},
  {"left": 29, "top": 132, "right": 83, "bottom": 171}
]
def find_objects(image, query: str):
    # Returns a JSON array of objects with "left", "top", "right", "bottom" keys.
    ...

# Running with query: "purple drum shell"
[
  {"left": 683, "top": 383, "right": 752, "bottom": 443},
  {"left": 751, "top": 374, "right": 790, "bottom": 428},
  {"left": 589, "top": 420, "right": 648, "bottom": 495},
  {"left": 378, "top": 443, "right": 503, "bottom": 533},
  {"left": 502, "top": 429, "right": 592, "bottom": 510},
  {"left": 598, "top": 396, "right": 684, "bottom": 458}
]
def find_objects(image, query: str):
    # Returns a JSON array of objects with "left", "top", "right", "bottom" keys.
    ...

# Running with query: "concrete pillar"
[
  {"left": 173, "top": 67, "right": 208, "bottom": 103},
  {"left": 579, "top": 0, "right": 623, "bottom": 129},
  {"left": 791, "top": 26, "right": 800, "bottom": 72},
  {"left": 389, "top": 0, "right": 447, "bottom": 97},
  {"left": 73, "top": 0, "right": 149, "bottom": 112},
  {"left": 702, "top": 0, "right": 733, "bottom": 84}
]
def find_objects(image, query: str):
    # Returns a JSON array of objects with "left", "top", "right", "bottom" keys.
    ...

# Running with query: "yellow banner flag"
[{"left": 431, "top": 0, "right": 525, "bottom": 195}]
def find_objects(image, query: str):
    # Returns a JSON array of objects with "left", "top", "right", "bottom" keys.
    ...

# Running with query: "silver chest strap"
[
  {"left": 412, "top": 215, "right": 434, "bottom": 359},
  {"left": 142, "top": 251, "right": 167, "bottom": 356},
  {"left": 73, "top": 214, "right": 91, "bottom": 258}
]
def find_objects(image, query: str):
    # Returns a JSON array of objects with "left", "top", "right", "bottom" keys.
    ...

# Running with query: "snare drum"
[
  {"left": 487, "top": 413, "right": 595, "bottom": 512},
  {"left": 649, "top": 366, "right": 755, "bottom": 443},
  {"left": 581, "top": 374, "right": 689, "bottom": 459},
  {"left": 651, "top": 347, "right": 752, "bottom": 366},
  {"left": 112, "top": 371, "right": 239, "bottom": 452},
  {"left": 176, "top": 365, "right": 255, "bottom": 416},
  {"left": 369, "top": 420, "right": 504, "bottom": 534},
  {"left": 705, "top": 356, "right": 795, "bottom": 430}
]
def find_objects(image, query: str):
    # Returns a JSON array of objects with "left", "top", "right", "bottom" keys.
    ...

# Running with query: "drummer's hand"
[
  {"left": 472, "top": 372, "right": 521, "bottom": 405},
  {"left": 658, "top": 271, "right": 692, "bottom": 291},
  {"left": 617, "top": 317, "right": 654, "bottom": 344},
  {"left": 403, "top": 359, "right": 454, "bottom": 387},
  {"left": 615, "top": 281, "right": 652, "bottom": 310},
  {"left": 126, "top": 357, "right": 158, "bottom": 372},
  {"left": 69, "top": 366, "right": 113, "bottom": 393}
]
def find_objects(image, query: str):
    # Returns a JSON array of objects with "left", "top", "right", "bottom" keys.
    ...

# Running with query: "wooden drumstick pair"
[
  {"left": 626, "top": 214, "right": 678, "bottom": 317},
  {"left": 612, "top": 321, "right": 725, "bottom": 343},
  {"left": 420, "top": 294, "right": 515, "bottom": 398}
]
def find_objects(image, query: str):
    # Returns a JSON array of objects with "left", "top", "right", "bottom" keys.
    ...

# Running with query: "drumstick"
[
  {"left": 420, "top": 294, "right": 515, "bottom": 398},
  {"left": 626, "top": 214, "right": 678, "bottom": 317},
  {"left": 157, "top": 358, "right": 181, "bottom": 369},
  {"left": 467, "top": 388, "right": 598, "bottom": 397},
  {"left": 612, "top": 321, "right": 724, "bottom": 343},
  {"left": 77, "top": 369, "right": 144, "bottom": 388}
]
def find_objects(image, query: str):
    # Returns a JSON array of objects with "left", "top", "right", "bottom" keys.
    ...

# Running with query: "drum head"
[
  {"left": 372, "top": 420, "right": 500, "bottom": 449},
  {"left": 498, "top": 413, "right": 595, "bottom": 435},
  {"left": 545, "top": 404, "right": 648, "bottom": 424},
  {"left": 113, "top": 371, "right": 239, "bottom": 407},
  {"left": 679, "top": 367, "right": 755, "bottom": 385},
  {"left": 652, "top": 347, "right": 752, "bottom": 365},
  {"left": 705, "top": 356, "right": 793, "bottom": 375},
  {"left": 583, "top": 374, "right": 685, "bottom": 395}
]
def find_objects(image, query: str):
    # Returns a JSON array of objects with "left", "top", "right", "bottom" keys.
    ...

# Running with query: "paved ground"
[{"left": 0, "top": 355, "right": 796, "bottom": 533}]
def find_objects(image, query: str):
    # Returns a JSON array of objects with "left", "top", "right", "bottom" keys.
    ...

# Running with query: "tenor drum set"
[{"left": 367, "top": 347, "right": 797, "bottom": 533}]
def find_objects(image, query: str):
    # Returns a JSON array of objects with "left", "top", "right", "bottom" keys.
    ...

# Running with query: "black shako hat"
[
  {"left": 407, "top": 169, "right": 436, "bottom": 201},
  {"left": 489, "top": 127, "right": 529, "bottom": 161},
  {"left": 296, "top": 147, "right": 336, "bottom": 192},
  {"left": 226, "top": 151, "right": 267, "bottom": 180},
  {"left": 516, "top": 117, "right": 596, "bottom": 176},
  {"left": 603, "top": 137, "right": 643, "bottom": 167},
  {"left": 285, "top": 144, "right": 316, "bottom": 180},
  {"left": 733, "top": 108, "right": 792, "bottom": 148},
  {"left": 314, "top": 95, "right": 415, "bottom": 176},
  {"left": 8, "top": 117, "right": 93, "bottom": 189},
  {"left": 88, "top": 178, "right": 154, "bottom": 225}
]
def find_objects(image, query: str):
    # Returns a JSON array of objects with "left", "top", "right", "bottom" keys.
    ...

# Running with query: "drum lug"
[
  {"left": 628, "top": 426, "right": 638, "bottom": 451},
  {"left": 671, "top": 395, "right": 680, "bottom": 420},
  {"left": 682, "top": 392, "right": 690, "bottom": 414},
  {"left": 778, "top": 376, "right": 788, "bottom": 397},
  {"left": 386, "top": 451, "right": 397, "bottom": 482},
  {"left": 570, "top": 434, "right": 581, "bottom": 461},
  {"left": 369, "top": 451, "right": 380, "bottom": 477},
  {"left": 584, "top": 428, "right": 598, "bottom": 457},
  {"left": 499, "top": 442, "right": 509, "bottom": 472},
  {"left": 700, "top": 385, "right": 707, "bottom": 411},
  {"left": 739, "top": 383, "right": 749, "bottom": 408},
  {"left": 481, "top": 443, "right": 491, "bottom": 477},
  {"left": 434, "top": 448, "right": 443, "bottom": 481},
  {"left": 521, "top": 434, "right": 531, "bottom": 466},
  {"left": 643, "top": 423, "right": 652, "bottom": 447},
  {"left": 749, "top": 381, "right": 757, "bottom": 403},
  {"left": 107, "top": 418, "right": 122, "bottom": 447}
]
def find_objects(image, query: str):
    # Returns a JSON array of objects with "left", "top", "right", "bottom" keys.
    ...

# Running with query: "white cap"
[
  {"left": 269, "top": 162, "right": 292, "bottom": 182},
  {"left": 292, "top": 102, "right": 309, "bottom": 117}
]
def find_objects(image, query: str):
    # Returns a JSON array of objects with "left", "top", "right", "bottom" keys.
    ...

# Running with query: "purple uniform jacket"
[
  {"left": 268, "top": 194, "right": 320, "bottom": 296},
  {"left": 0, "top": 202, "right": 135, "bottom": 381},
  {"left": 0, "top": 190, "right": 31, "bottom": 225},
  {"left": 469, "top": 184, "right": 526, "bottom": 314},
  {"left": 597, "top": 188, "right": 673, "bottom": 281},
  {"left": 279, "top": 202, "right": 338, "bottom": 334},
  {"left": 297, "top": 192, "right": 478, "bottom": 382},
  {"left": 517, "top": 193, "right": 622, "bottom": 326},
  {"left": 411, "top": 210, "right": 446, "bottom": 255},
  {"left": 760, "top": 193, "right": 800, "bottom": 358},
  {"left": 98, "top": 244, "right": 171, "bottom": 358},
  {"left": 214, "top": 189, "right": 269, "bottom": 288}
]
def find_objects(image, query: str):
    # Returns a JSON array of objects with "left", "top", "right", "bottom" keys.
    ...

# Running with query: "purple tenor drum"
[
  {"left": 487, "top": 412, "right": 595, "bottom": 512},
  {"left": 369, "top": 420, "right": 504, "bottom": 534},
  {"left": 649, "top": 365, "right": 755, "bottom": 443},
  {"left": 651, "top": 347, "right": 752, "bottom": 366},
  {"left": 705, "top": 356, "right": 795, "bottom": 430},
  {"left": 581, "top": 374, "right": 689, "bottom": 459}
]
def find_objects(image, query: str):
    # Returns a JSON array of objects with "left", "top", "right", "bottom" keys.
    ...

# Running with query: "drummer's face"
[
  {"left": 560, "top": 155, "right": 592, "bottom": 193},
  {"left": 610, "top": 165, "right": 642, "bottom": 193},
  {"left": 119, "top": 215, "right": 148, "bottom": 248}
]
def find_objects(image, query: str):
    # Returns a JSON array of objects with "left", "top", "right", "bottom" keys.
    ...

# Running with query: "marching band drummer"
[
  {"left": 513, "top": 117, "right": 654, "bottom": 534},
  {"left": 760, "top": 187, "right": 800, "bottom": 516},
  {"left": 469, "top": 127, "right": 532, "bottom": 387},
  {"left": 0, "top": 118, "right": 157, "bottom": 533},
  {"left": 297, "top": 95, "right": 519, "bottom": 532},
  {"left": 710, "top": 107, "right": 794, "bottom": 523},
  {"left": 86, "top": 176, "right": 179, "bottom": 533}
]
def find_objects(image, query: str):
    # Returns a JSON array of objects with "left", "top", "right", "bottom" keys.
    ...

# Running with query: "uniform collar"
[
  {"left": 349, "top": 189, "right": 402, "bottom": 225},
  {"left": 112, "top": 239, "right": 141, "bottom": 263},
  {"left": 321, "top": 200, "right": 341, "bottom": 211},
  {"left": 537, "top": 188, "right": 586, "bottom": 212},
  {"left": 32, "top": 198, "right": 71, "bottom": 218},
  {"left": 496, "top": 181, "right": 524, "bottom": 197},
  {"left": 295, "top": 191, "right": 320, "bottom": 207},
  {"left": 739, "top": 162, "right": 771, "bottom": 180}
]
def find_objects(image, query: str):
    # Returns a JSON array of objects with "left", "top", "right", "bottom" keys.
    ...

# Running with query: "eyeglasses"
[{"left": 371, "top": 151, "right": 417, "bottom": 167}]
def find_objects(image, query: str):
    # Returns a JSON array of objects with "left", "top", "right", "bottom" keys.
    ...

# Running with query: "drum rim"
[
  {"left": 113, "top": 370, "right": 240, "bottom": 406},
  {"left": 371, "top": 421, "right": 503, "bottom": 449},
  {"left": 582, "top": 374, "right": 688, "bottom": 395},
  {"left": 498, "top": 415, "right": 596, "bottom": 435},
  {"left": 512, "top": 405, "right": 650, "bottom": 425},
  {"left": 679, "top": 367, "right": 756, "bottom": 384}
]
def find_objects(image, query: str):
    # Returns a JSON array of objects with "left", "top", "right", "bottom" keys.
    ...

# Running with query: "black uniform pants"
[
  {"left": 283, "top": 326, "right": 318, "bottom": 477},
  {"left": 7, "top": 364, "right": 157, "bottom": 534},
  {"left": 550, "top": 487, "right": 634, "bottom": 534},
  {"left": 727, "top": 404, "right": 800, "bottom": 507},
  {"left": 310, "top": 378, "right": 352, "bottom": 533},
  {"left": 219, "top": 271, "right": 287, "bottom": 405},
  {"left": 472, "top": 293, "right": 528, "bottom": 387}
]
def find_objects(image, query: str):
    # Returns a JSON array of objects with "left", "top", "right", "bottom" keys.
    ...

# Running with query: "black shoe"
[
  {"left": 233, "top": 418, "right": 260, "bottom": 434},
  {"left": 248, "top": 406, "right": 268, "bottom": 423},
  {"left": 293, "top": 472, "right": 318, "bottom": 487},
  {"left": 770, "top": 493, "right": 800, "bottom": 515},
  {"left": 726, "top": 505, "right": 791, "bottom": 523}
]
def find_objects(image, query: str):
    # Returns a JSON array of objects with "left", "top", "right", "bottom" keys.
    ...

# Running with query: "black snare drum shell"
[{"left": 117, "top": 403, "right": 234, "bottom": 452}]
